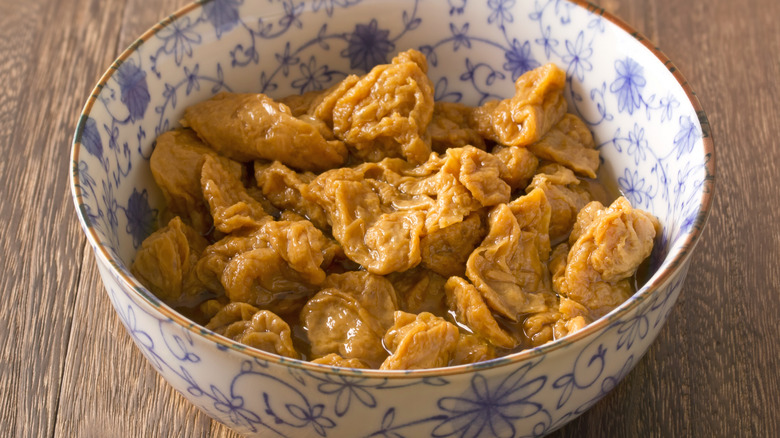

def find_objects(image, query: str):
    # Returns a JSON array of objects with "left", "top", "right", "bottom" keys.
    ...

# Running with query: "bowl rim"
[{"left": 70, "top": 0, "right": 715, "bottom": 378}]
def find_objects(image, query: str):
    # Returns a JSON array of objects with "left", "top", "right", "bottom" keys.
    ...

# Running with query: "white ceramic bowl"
[{"left": 70, "top": 0, "right": 715, "bottom": 436}]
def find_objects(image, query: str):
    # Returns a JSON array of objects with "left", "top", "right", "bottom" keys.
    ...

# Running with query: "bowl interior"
[{"left": 72, "top": 0, "right": 712, "bottom": 356}]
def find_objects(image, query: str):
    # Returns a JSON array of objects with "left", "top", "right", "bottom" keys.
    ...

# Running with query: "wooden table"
[{"left": 2, "top": 0, "right": 778, "bottom": 436}]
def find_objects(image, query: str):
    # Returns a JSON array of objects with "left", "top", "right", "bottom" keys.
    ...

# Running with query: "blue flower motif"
[
  {"left": 291, "top": 56, "right": 333, "bottom": 93},
  {"left": 488, "top": 0, "right": 515, "bottom": 27},
  {"left": 80, "top": 117, "right": 103, "bottom": 162},
  {"left": 341, "top": 19, "right": 395, "bottom": 72},
  {"left": 317, "top": 375, "right": 377, "bottom": 417},
  {"left": 286, "top": 402, "right": 336, "bottom": 437},
  {"left": 212, "top": 386, "right": 262, "bottom": 431},
  {"left": 450, "top": 23, "right": 471, "bottom": 51},
  {"left": 503, "top": 39, "right": 540, "bottom": 81},
  {"left": 609, "top": 57, "right": 646, "bottom": 115},
  {"left": 162, "top": 83, "right": 178, "bottom": 109},
  {"left": 618, "top": 168, "right": 647, "bottom": 207},
  {"left": 672, "top": 115, "right": 700, "bottom": 159},
  {"left": 432, "top": 366, "right": 546, "bottom": 438},
  {"left": 275, "top": 42, "right": 300, "bottom": 76},
  {"left": 156, "top": 16, "right": 202, "bottom": 65},
  {"left": 626, "top": 123, "right": 648, "bottom": 165},
  {"left": 115, "top": 59, "right": 150, "bottom": 122},
  {"left": 102, "top": 179, "right": 119, "bottom": 234},
  {"left": 203, "top": 0, "right": 242, "bottom": 38},
  {"left": 562, "top": 31, "right": 593, "bottom": 82},
  {"left": 535, "top": 25, "right": 558, "bottom": 59},
  {"left": 125, "top": 188, "right": 157, "bottom": 248},
  {"left": 680, "top": 210, "right": 698, "bottom": 235},
  {"left": 616, "top": 307, "right": 650, "bottom": 351},
  {"left": 279, "top": 0, "right": 305, "bottom": 29},
  {"left": 184, "top": 64, "right": 200, "bottom": 95},
  {"left": 659, "top": 93, "right": 680, "bottom": 122},
  {"left": 433, "top": 77, "right": 463, "bottom": 102}
]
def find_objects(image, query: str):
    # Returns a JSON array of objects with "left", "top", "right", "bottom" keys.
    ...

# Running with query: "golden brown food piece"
[
  {"left": 199, "top": 297, "right": 230, "bottom": 322},
  {"left": 526, "top": 163, "right": 592, "bottom": 244},
  {"left": 132, "top": 216, "right": 208, "bottom": 305},
  {"left": 254, "top": 161, "right": 329, "bottom": 230},
  {"left": 420, "top": 211, "right": 487, "bottom": 278},
  {"left": 305, "top": 167, "right": 427, "bottom": 275},
  {"left": 380, "top": 311, "right": 460, "bottom": 370},
  {"left": 428, "top": 101, "right": 486, "bottom": 153},
  {"left": 308, "top": 75, "right": 361, "bottom": 124},
  {"left": 445, "top": 276, "right": 516, "bottom": 349},
  {"left": 553, "top": 197, "right": 659, "bottom": 316},
  {"left": 219, "top": 221, "right": 332, "bottom": 310},
  {"left": 321, "top": 49, "right": 435, "bottom": 164},
  {"left": 278, "top": 89, "right": 327, "bottom": 117},
  {"left": 261, "top": 220, "right": 336, "bottom": 285},
  {"left": 182, "top": 92, "right": 347, "bottom": 171},
  {"left": 301, "top": 271, "right": 398, "bottom": 367},
  {"left": 568, "top": 200, "right": 606, "bottom": 244},
  {"left": 194, "top": 220, "right": 334, "bottom": 314},
  {"left": 522, "top": 297, "right": 589, "bottom": 347},
  {"left": 443, "top": 146, "right": 511, "bottom": 207},
  {"left": 311, "top": 353, "right": 370, "bottom": 369},
  {"left": 408, "top": 146, "right": 508, "bottom": 232},
  {"left": 150, "top": 129, "right": 244, "bottom": 234},
  {"left": 205, "top": 302, "right": 298, "bottom": 358},
  {"left": 194, "top": 227, "right": 267, "bottom": 293},
  {"left": 201, "top": 155, "right": 271, "bottom": 233},
  {"left": 471, "top": 63, "right": 567, "bottom": 147},
  {"left": 450, "top": 334, "right": 496, "bottom": 366},
  {"left": 493, "top": 145, "right": 539, "bottom": 190},
  {"left": 528, "top": 113, "right": 600, "bottom": 178},
  {"left": 520, "top": 244, "right": 589, "bottom": 347},
  {"left": 466, "top": 188, "right": 553, "bottom": 321},
  {"left": 387, "top": 267, "right": 448, "bottom": 315}
]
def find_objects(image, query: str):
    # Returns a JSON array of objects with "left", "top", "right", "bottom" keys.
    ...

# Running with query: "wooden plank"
[
  {"left": 52, "top": 0, "right": 239, "bottom": 436},
  {"left": 53, "top": 248, "right": 216, "bottom": 437},
  {"left": 0, "top": 1, "right": 47, "bottom": 433},
  {"left": 0, "top": 0, "right": 131, "bottom": 436}
]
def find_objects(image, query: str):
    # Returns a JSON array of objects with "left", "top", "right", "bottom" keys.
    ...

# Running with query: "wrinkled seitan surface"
[
  {"left": 132, "top": 216, "right": 208, "bottom": 305},
  {"left": 205, "top": 302, "right": 298, "bottom": 358},
  {"left": 428, "top": 101, "right": 486, "bottom": 153},
  {"left": 493, "top": 145, "right": 539, "bottom": 190},
  {"left": 136, "top": 57, "right": 662, "bottom": 370},
  {"left": 150, "top": 129, "right": 244, "bottom": 234},
  {"left": 182, "top": 92, "right": 347, "bottom": 171},
  {"left": 387, "top": 267, "right": 448, "bottom": 316},
  {"left": 445, "top": 276, "right": 516, "bottom": 349},
  {"left": 311, "top": 353, "right": 370, "bottom": 369},
  {"left": 471, "top": 63, "right": 567, "bottom": 147},
  {"left": 254, "top": 161, "right": 329, "bottom": 230},
  {"left": 420, "top": 211, "right": 486, "bottom": 278},
  {"left": 553, "top": 197, "right": 659, "bottom": 316},
  {"left": 528, "top": 113, "right": 600, "bottom": 178},
  {"left": 323, "top": 49, "right": 435, "bottom": 164},
  {"left": 201, "top": 155, "right": 270, "bottom": 233},
  {"left": 527, "top": 163, "right": 592, "bottom": 244},
  {"left": 302, "top": 272, "right": 397, "bottom": 368},
  {"left": 380, "top": 311, "right": 460, "bottom": 370},
  {"left": 466, "top": 188, "right": 553, "bottom": 321}
]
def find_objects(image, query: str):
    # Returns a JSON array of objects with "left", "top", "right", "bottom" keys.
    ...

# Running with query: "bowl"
[{"left": 70, "top": 0, "right": 714, "bottom": 436}]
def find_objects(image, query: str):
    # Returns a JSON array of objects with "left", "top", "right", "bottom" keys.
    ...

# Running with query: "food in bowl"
[{"left": 131, "top": 49, "right": 660, "bottom": 370}]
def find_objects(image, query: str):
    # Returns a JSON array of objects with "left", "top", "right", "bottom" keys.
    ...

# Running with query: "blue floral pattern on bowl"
[{"left": 71, "top": 0, "right": 714, "bottom": 436}]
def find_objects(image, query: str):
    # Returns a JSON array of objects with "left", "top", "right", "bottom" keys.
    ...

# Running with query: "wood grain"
[{"left": 0, "top": 0, "right": 778, "bottom": 437}]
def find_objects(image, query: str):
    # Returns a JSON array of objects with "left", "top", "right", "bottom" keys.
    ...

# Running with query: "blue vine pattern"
[{"left": 73, "top": 0, "right": 711, "bottom": 436}]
